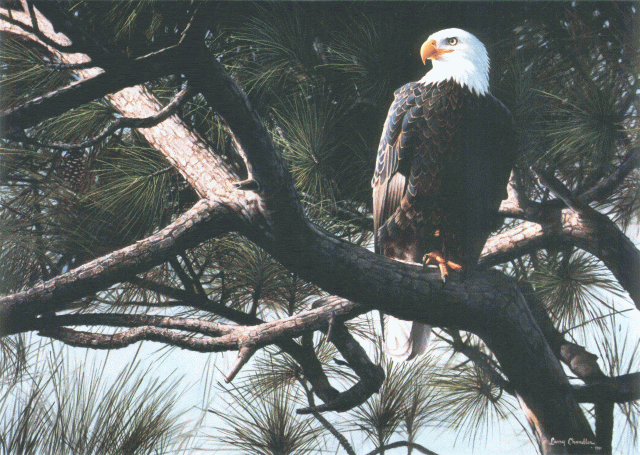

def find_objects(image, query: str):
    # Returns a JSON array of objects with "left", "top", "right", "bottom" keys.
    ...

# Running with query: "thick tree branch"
[
  {"left": 0, "top": 199, "right": 238, "bottom": 335},
  {"left": 572, "top": 373, "right": 640, "bottom": 403}
]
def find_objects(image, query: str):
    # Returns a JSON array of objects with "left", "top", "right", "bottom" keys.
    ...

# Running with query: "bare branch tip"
[{"left": 224, "top": 345, "right": 257, "bottom": 383}]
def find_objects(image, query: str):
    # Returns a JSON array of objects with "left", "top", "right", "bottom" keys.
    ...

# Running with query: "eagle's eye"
[{"left": 446, "top": 37, "right": 458, "bottom": 46}]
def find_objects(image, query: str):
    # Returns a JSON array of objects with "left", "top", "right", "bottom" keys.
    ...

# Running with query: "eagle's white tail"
[{"left": 383, "top": 315, "right": 431, "bottom": 361}]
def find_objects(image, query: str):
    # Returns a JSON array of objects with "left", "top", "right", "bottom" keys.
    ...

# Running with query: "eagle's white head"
[{"left": 419, "top": 28, "right": 490, "bottom": 96}]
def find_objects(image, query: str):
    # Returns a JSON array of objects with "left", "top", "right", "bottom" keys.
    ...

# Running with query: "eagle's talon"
[{"left": 423, "top": 251, "right": 461, "bottom": 284}]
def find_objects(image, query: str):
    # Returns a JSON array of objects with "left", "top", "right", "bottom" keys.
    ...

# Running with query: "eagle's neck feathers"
[{"left": 419, "top": 50, "right": 490, "bottom": 96}]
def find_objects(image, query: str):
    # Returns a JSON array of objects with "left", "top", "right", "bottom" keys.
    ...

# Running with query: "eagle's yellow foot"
[{"left": 423, "top": 251, "right": 462, "bottom": 283}]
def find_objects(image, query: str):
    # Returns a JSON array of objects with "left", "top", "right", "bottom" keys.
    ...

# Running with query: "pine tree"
[{"left": 1, "top": 2, "right": 638, "bottom": 454}]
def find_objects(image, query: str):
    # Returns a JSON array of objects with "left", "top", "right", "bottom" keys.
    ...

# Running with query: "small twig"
[
  {"left": 26, "top": 0, "right": 38, "bottom": 33},
  {"left": 531, "top": 165, "right": 589, "bottom": 213},
  {"left": 297, "top": 375, "right": 357, "bottom": 455},
  {"left": 47, "top": 61, "right": 97, "bottom": 71},
  {"left": 225, "top": 345, "right": 257, "bottom": 383}
]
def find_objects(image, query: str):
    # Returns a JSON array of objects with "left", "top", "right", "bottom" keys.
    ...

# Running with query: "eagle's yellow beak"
[{"left": 420, "top": 38, "right": 453, "bottom": 64}]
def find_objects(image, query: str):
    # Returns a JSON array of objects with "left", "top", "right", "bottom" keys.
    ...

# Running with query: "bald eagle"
[{"left": 372, "top": 29, "right": 516, "bottom": 360}]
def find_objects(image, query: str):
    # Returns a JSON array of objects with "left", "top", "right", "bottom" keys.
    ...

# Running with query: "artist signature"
[{"left": 550, "top": 438, "right": 602, "bottom": 451}]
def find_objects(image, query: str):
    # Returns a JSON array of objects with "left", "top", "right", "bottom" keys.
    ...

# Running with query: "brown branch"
[
  {"left": 129, "top": 278, "right": 343, "bottom": 406},
  {"left": 40, "top": 326, "right": 222, "bottom": 351},
  {"left": 298, "top": 297, "right": 385, "bottom": 414},
  {"left": 13, "top": 86, "right": 194, "bottom": 150},
  {"left": 0, "top": 39, "right": 186, "bottom": 136},
  {"left": 33, "top": 297, "right": 358, "bottom": 360},
  {"left": 0, "top": 9, "right": 75, "bottom": 53},
  {"left": 0, "top": 199, "right": 239, "bottom": 335}
]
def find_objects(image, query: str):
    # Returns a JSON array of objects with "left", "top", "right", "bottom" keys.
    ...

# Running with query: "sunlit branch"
[
  {"left": 0, "top": 9, "right": 75, "bottom": 54},
  {"left": 12, "top": 86, "right": 194, "bottom": 150}
]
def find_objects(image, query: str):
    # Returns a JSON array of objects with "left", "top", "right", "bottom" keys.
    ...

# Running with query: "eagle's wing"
[
  {"left": 371, "top": 82, "right": 420, "bottom": 253},
  {"left": 372, "top": 82, "right": 432, "bottom": 361}
]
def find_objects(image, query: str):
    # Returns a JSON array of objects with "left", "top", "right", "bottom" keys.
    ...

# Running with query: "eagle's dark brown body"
[{"left": 372, "top": 79, "right": 515, "bottom": 271}]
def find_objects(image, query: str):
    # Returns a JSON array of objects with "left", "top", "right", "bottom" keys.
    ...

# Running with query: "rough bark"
[{"left": 0, "top": 199, "right": 237, "bottom": 335}]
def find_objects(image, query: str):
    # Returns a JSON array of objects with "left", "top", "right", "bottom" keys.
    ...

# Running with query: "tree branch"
[
  {"left": 572, "top": 373, "right": 640, "bottom": 403},
  {"left": 0, "top": 199, "right": 238, "bottom": 335},
  {"left": 1, "top": 7, "right": 622, "bottom": 450},
  {"left": 298, "top": 296, "right": 385, "bottom": 414},
  {"left": 0, "top": 44, "right": 186, "bottom": 136},
  {"left": 0, "top": 8, "right": 75, "bottom": 54},
  {"left": 35, "top": 299, "right": 357, "bottom": 358},
  {"left": 14, "top": 86, "right": 194, "bottom": 150},
  {"left": 577, "top": 146, "right": 640, "bottom": 205},
  {"left": 129, "top": 277, "right": 344, "bottom": 406},
  {"left": 530, "top": 166, "right": 640, "bottom": 308}
]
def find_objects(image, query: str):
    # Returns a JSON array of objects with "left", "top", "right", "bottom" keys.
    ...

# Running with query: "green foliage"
[
  {"left": 83, "top": 136, "right": 178, "bottom": 245},
  {"left": 350, "top": 351, "right": 439, "bottom": 450},
  {"left": 273, "top": 91, "right": 341, "bottom": 209},
  {"left": 327, "top": 15, "right": 392, "bottom": 107},
  {"left": 208, "top": 383, "right": 323, "bottom": 455},
  {"left": 225, "top": 7, "right": 323, "bottom": 102},
  {"left": 0, "top": 35, "right": 71, "bottom": 111},
  {"left": 531, "top": 250, "right": 626, "bottom": 334},
  {"left": 0, "top": 345, "right": 193, "bottom": 455}
]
